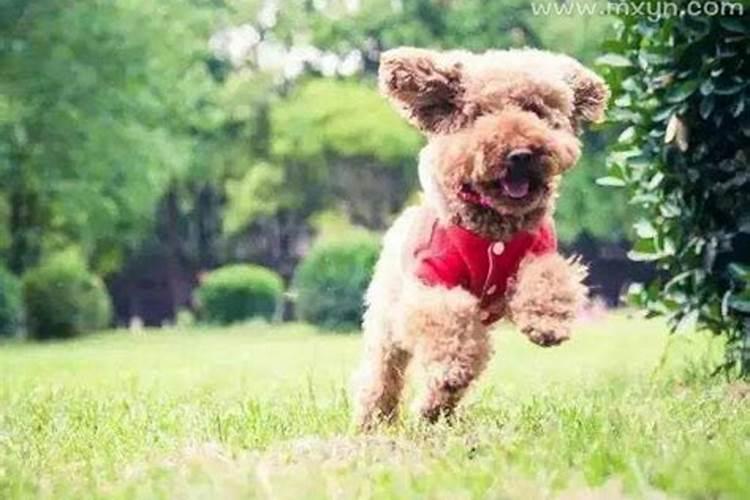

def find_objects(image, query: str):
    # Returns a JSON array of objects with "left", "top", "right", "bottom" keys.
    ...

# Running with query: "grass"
[{"left": 0, "top": 313, "right": 748, "bottom": 499}]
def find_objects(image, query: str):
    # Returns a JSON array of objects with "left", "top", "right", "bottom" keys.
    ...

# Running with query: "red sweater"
[{"left": 410, "top": 210, "right": 557, "bottom": 324}]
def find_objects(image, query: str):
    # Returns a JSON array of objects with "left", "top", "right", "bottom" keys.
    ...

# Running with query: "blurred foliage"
[
  {"left": 271, "top": 79, "right": 421, "bottom": 165},
  {"left": 224, "top": 162, "right": 291, "bottom": 235},
  {"left": 0, "top": 266, "right": 22, "bottom": 337},
  {"left": 196, "top": 264, "right": 283, "bottom": 324},
  {"left": 224, "top": 78, "right": 421, "bottom": 234},
  {"left": 1, "top": 0, "right": 632, "bottom": 330},
  {"left": 0, "top": 0, "right": 218, "bottom": 274},
  {"left": 224, "top": 78, "right": 422, "bottom": 237},
  {"left": 528, "top": 2, "right": 613, "bottom": 66},
  {"left": 271, "top": 1, "right": 624, "bottom": 240},
  {"left": 273, "top": 0, "right": 541, "bottom": 56},
  {"left": 600, "top": 8, "right": 750, "bottom": 376},
  {"left": 557, "top": 138, "right": 632, "bottom": 244},
  {"left": 294, "top": 230, "right": 380, "bottom": 331},
  {"left": 22, "top": 250, "right": 111, "bottom": 340}
]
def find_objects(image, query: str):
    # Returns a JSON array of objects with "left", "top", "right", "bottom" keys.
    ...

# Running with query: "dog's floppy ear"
[
  {"left": 564, "top": 62, "right": 610, "bottom": 129},
  {"left": 379, "top": 48, "right": 472, "bottom": 134}
]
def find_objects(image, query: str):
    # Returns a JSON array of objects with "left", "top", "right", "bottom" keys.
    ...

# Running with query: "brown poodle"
[{"left": 352, "top": 47, "right": 609, "bottom": 429}]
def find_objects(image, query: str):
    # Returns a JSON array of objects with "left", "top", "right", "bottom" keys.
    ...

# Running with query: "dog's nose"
[{"left": 507, "top": 148, "right": 533, "bottom": 166}]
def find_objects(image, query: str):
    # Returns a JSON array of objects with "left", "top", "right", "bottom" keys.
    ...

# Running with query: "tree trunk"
[
  {"left": 196, "top": 183, "right": 217, "bottom": 269},
  {"left": 8, "top": 159, "right": 40, "bottom": 274},
  {"left": 164, "top": 185, "right": 182, "bottom": 320}
]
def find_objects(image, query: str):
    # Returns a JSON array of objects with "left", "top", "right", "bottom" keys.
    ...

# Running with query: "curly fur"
[
  {"left": 401, "top": 282, "right": 491, "bottom": 422},
  {"left": 353, "top": 47, "right": 608, "bottom": 430},
  {"left": 508, "top": 254, "right": 588, "bottom": 346}
]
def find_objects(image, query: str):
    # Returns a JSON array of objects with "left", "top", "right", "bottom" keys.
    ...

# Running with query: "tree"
[
  {"left": 268, "top": 78, "right": 421, "bottom": 228},
  {"left": 218, "top": 77, "right": 420, "bottom": 277},
  {"left": 198, "top": 0, "right": 631, "bottom": 288},
  {"left": 0, "top": 0, "right": 218, "bottom": 274},
  {"left": 267, "top": 0, "right": 628, "bottom": 241},
  {"left": 556, "top": 142, "right": 632, "bottom": 244},
  {"left": 600, "top": 9, "right": 750, "bottom": 375}
]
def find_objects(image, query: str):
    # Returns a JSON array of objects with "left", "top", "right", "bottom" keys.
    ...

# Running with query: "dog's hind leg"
[
  {"left": 403, "top": 282, "right": 492, "bottom": 422},
  {"left": 417, "top": 329, "right": 492, "bottom": 422},
  {"left": 353, "top": 206, "right": 431, "bottom": 430},
  {"left": 354, "top": 294, "right": 411, "bottom": 430},
  {"left": 352, "top": 313, "right": 412, "bottom": 430}
]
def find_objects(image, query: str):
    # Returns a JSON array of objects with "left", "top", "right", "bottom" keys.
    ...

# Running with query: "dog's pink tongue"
[{"left": 502, "top": 178, "right": 530, "bottom": 199}]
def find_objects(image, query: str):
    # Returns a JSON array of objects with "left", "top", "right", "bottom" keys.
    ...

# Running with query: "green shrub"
[
  {"left": 0, "top": 267, "right": 22, "bottom": 337},
  {"left": 600, "top": 10, "right": 750, "bottom": 375},
  {"left": 294, "top": 233, "right": 380, "bottom": 330},
  {"left": 22, "top": 251, "right": 112, "bottom": 340},
  {"left": 196, "top": 264, "right": 283, "bottom": 324}
]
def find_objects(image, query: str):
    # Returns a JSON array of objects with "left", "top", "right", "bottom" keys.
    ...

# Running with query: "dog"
[{"left": 352, "top": 47, "right": 609, "bottom": 429}]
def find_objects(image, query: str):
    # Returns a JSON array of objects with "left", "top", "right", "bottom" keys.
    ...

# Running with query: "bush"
[
  {"left": 22, "top": 251, "right": 112, "bottom": 340},
  {"left": 600, "top": 11, "right": 750, "bottom": 375},
  {"left": 0, "top": 267, "right": 22, "bottom": 337},
  {"left": 196, "top": 264, "right": 283, "bottom": 324},
  {"left": 294, "top": 233, "right": 380, "bottom": 330}
]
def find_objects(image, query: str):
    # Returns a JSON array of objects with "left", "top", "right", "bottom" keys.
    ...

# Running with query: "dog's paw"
[{"left": 522, "top": 326, "right": 570, "bottom": 347}]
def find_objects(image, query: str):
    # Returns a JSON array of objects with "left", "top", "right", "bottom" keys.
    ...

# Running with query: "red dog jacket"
[{"left": 408, "top": 208, "right": 557, "bottom": 324}]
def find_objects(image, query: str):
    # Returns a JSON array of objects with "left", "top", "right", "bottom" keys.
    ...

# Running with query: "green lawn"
[{"left": 1, "top": 314, "right": 748, "bottom": 499}]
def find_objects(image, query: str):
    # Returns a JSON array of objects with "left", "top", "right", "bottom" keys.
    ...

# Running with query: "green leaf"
[
  {"left": 714, "top": 80, "right": 746, "bottom": 96},
  {"left": 719, "top": 18, "right": 750, "bottom": 35},
  {"left": 596, "top": 176, "right": 626, "bottom": 187},
  {"left": 614, "top": 94, "right": 632, "bottom": 107},
  {"left": 652, "top": 106, "right": 676, "bottom": 122},
  {"left": 595, "top": 53, "right": 632, "bottom": 68},
  {"left": 628, "top": 250, "right": 663, "bottom": 262},
  {"left": 634, "top": 219, "right": 658, "bottom": 239},
  {"left": 662, "top": 236, "right": 676, "bottom": 256},
  {"left": 682, "top": 16, "right": 711, "bottom": 37},
  {"left": 659, "top": 202, "right": 681, "bottom": 218},
  {"left": 676, "top": 309, "right": 699, "bottom": 333},
  {"left": 728, "top": 293, "right": 750, "bottom": 313},
  {"left": 729, "top": 263, "right": 750, "bottom": 282},
  {"left": 717, "top": 46, "right": 738, "bottom": 59},
  {"left": 628, "top": 237, "right": 661, "bottom": 261},
  {"left": 647, "top": 172, "right": 665, "bottom": 190},
  {"left": 618, "top": 126, "right": 636, "bottom": 144},
  {"left": 640, "top": 52, "right": 670, "bottom": 66},
  {"left": 666, "top": 81, "right": 699, "bottom": 103},
  {"left": 731, "top": 97, "right": 746, "bottom": 118},
  {"left": 722, "top": 290, "right": 732, "bottom": 318},
  {"left": 700, "top": 94, "right": 715, "bottom": 120}
]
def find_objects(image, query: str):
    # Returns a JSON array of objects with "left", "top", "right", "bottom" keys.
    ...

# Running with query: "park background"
[
  {"left": 0, "top": 0, "right": 647, "bottom": 332},
  {"left": 1, "top": 0, "right": 749, "bottom": 498}
]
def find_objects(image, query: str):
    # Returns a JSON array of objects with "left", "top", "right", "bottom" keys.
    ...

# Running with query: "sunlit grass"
[{"left": 0, "top": 313, "right": 747, "bottom": 499}]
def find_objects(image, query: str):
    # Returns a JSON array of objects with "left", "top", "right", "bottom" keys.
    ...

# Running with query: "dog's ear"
[
  {"left": 379, "top": 48, "right": 472, "bottom": 134},
  {"left": 564, "top": 62, "right": 610, "bottom": 129}
]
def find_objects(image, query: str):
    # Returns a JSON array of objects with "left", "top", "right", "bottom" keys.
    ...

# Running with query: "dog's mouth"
[{"left": 458, "top": 163, "right": 543, "bottom": 209}]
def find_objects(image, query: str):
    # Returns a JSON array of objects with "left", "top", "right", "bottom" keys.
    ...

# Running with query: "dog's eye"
[
  {"left": 521, "top": 103, "right": 570, "bottom": 132},
  {"left": 552, "top": 117, "right": 574, "bottom": 132},
  {"left": 523, "top": 103, "right": 547, "bottom": 119},
  {"left": 540, "top": 111, "right": 570, "bottom": 132}
]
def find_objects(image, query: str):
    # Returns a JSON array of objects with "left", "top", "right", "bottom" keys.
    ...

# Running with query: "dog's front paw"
[{"left": 522, "top": 325, "right": 570, "bottom": 347}]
